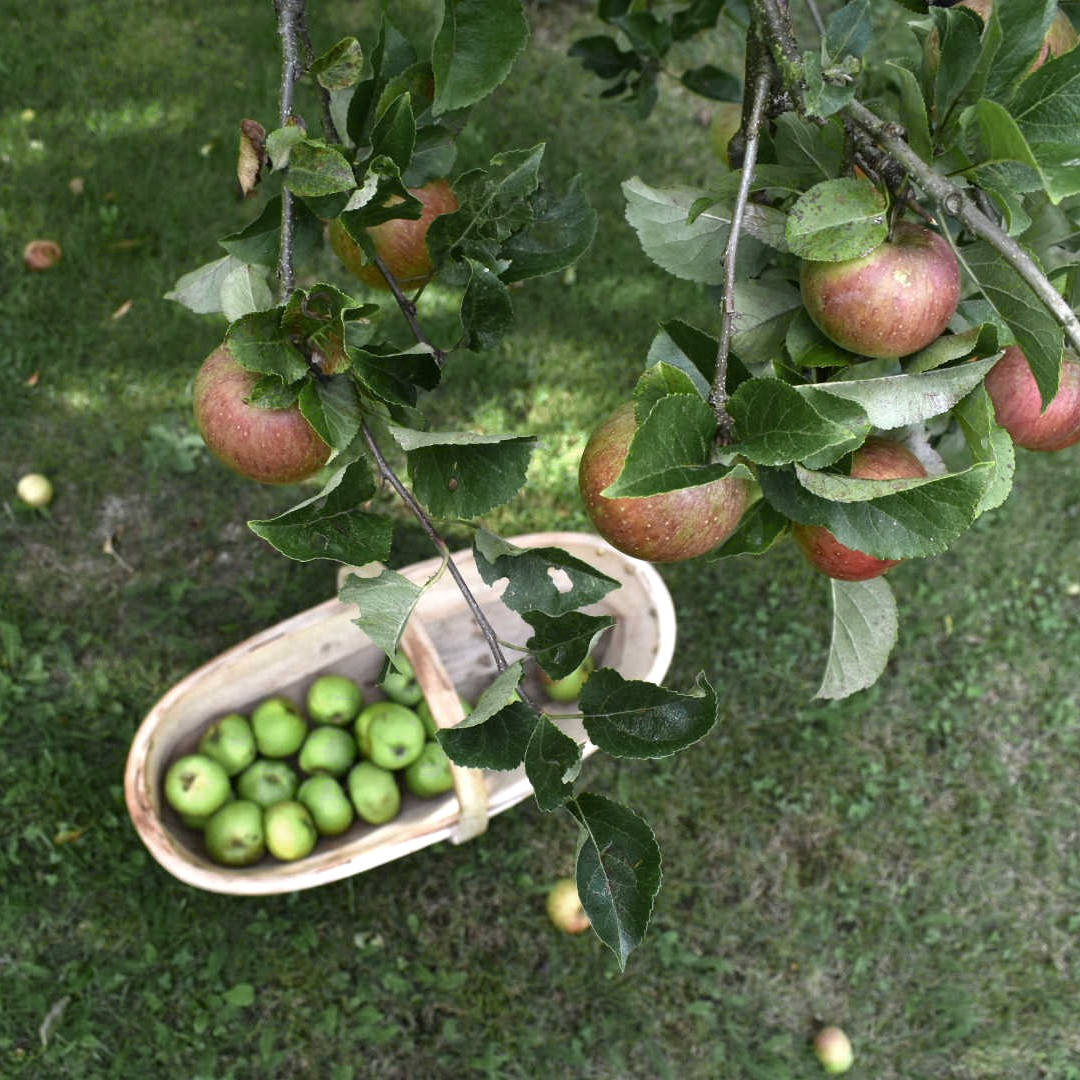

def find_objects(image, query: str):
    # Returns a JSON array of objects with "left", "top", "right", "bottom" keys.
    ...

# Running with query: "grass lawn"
[{"left": 3, "top": 1, "right": 1080, "bottom": 1077}]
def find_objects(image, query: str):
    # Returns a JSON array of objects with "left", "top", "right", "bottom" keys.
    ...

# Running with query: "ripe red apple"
[
  {"left": 984, "top": 347, "right": 1080, "bottom": 451},
  {"left": 23, "top": 239, "right": 62, "bottom": 271},
  {"left": 546, "top": 878, "right": 590, "bottom": 934},
  {"left": 578, "top": 401, "right": 750, "bottom": 563},
  {"left": 791, "top": 437, "right": 928, "bottom": 581},
  {"left": 328, "top": 178, "right": 459, "bottom": 291},
  {"left": 192, "top": 345, "right": 330, "bottom": 484},
  {"left": 800, "top": 223, "right": 961, "bottom": 359}
]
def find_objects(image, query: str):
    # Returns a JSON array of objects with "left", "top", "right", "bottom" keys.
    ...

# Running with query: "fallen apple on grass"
[
  {"left": 16, "top": 472, "right": 54, "bottom": 508},
  {"left": 546, "top": 878, "right": 590, "bottom": 934},
  {"left": 23, "top": 239, "right": 62, "bottom": 271},
  {"left": 813, "top": 1026, "right": 854, "bottom": 1074}
]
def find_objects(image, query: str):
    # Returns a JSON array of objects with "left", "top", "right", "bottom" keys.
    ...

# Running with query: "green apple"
[
  {"left": 380, "top": 653, "right": 424, "bottom": 706},
  {"left": 204, "top": 800, "right": 265, "bottom": 866},
  {"left": 197, "top": 712, "right": 257, "bottom": 776},
  {"left": 363, "top": 703, "right": 426, "bottom": 770},
  {"left": 306, "top": 674, "right": 364, "bottom": 725},
  {"left": 813, "top": 1027, "right": 854, "bottom": 1074},
  {"left": 347, "top": 761, "right": 402, "bottom": 825},
  {"left": 263, "top": 800, "right": 318, "bottom": 861},
  {"left": 540, "top": 655, "right": 595, "bottom": 703},
  {"left": 298, "top": 725, "right": 357, "bottom": 776},
  {"left": 164, "top": 753, "right": 232, "bottom": 819},
  {"left": 416, "top": 694, "right": 471, "bottom": 738},
  {"left": 251, "top": 696, "right": 307, "bottom": 758},
  {"left": 403, "top": 742, "right": 454, "bottom": 798},
  {"left": 297, "top": 775, "right": 355, "bottom": 836},
  {"left": 235, "top": 758, "right": 299, "bottom": 808},
  {"left": 181, "top": 790, "right": 234, "bottom": 830}
]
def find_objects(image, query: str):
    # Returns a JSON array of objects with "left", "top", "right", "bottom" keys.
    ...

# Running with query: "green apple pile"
[{"left": 162, "top": 661, "right": 465, "bottom": 867}]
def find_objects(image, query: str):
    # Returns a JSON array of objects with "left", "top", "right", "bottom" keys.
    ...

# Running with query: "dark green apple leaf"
[
  {"left": 524, "top": 718, "right": 582, "bottom": 812},
  {"left": 952, "top": 383, "right": 1016, "bottom": 514},
  {"left": 524, "top": 611, "right": 614, "bottom": 681},
  {"left": 970, "top": 97, "right": 1040, "bottom": 172},
  {"left": 983, "top": 0, "right": 1055, "bottom": 103},
  {"left": 950, "top": 239, "right": 1063, "bottom": 406},
  {"left": 816, "top": 577, "right": 898, "bottom": 700},
  {"left": 730, "top": 278, "right": 803, "bottom": 370},
  {"left": 499, "top": 176, "right": 598, "bottom": 282},
  {"left": 708, "top": 498, "right": 790, "bottom": 559},
  {"left": 345, "top": 339, "right": 442, "bottom": 408},
  {"left": 374, "top": 61, "right": 438, "bottom": 121},
  {"left": 887, "top": 62, "right": 932, "bottom": 163},
  {"left": 297, "top": 375, "right": 362, "bottom": 452},
  {"left": 284, "top": 140, "right": 356, "bottom": 198},
  {"left": 390, "top": 427, "right": 536, "bottom": 519},
  {"left": 758, "top": 462, "right": 993, "bottom": 558},
  {"left": 569, "top": 793, "right": 662, "bottom": 970},
  {"left": 265, "top": 125, "right": 305, "bottom": 170},
  {"left": 785, "top": 178, "right": 888, "bottom": 262},
  {"left": 337, "top": 165, "right": 423, "bottom": 230},
  {"left": 930, "top": 6, "right": 985, "bottom": 123},
  {"left": 220, "top": 195, "right": 321, "bottom": 267},
  {"left": 825, "top": 0, "right": 872, "bottom": 63},
  {"left": 370, "top": 91, "right": 415, "bottom": 172},
  {"left": 219, "top": 263, "right": 274, "bottom": 322},
  {"left": 680, "top": 65, "right": 742, "bottom": 101},
  {"left": 463, "top": 661, "right": 525, "bottom": 729},
  {"left": 459, "top": 257, "right": 515, "bottom": 350},
  {"left": 672, "top": 0, "right": 725, "bottom": 39},
  {"left": 568, "top": 34, "right": 641, "bottom": 80},
  {"left": 224, "top": 309, "right": 310, "bottom": 382},
  {"left": 249, "top": 463, "right": 391, "bottom": 567},
  {"left": 280, "top": 284, "right": 374, "bottom": 354},
  {"left": 803, "top": 357, "right": 998, "bottom": 428},
  {"left": 634, "top": 363, "right": 704, "bottom": 419},
  {"left": 246, "top": 374, "right": 303, "bottom": 410},
  {"left": 802, "top": 51, "right": 857, "bottom": 119},
  {"left": 346, "top": 18, "right": 415, "bottom": 146},
  {"left": 431, "top": 0, "right": 529, "bottom": 115},
  {"left": 645, "top": 320, "right": 718, "bottom": 396},
  {"left": 438, "top": 700, "right": 538, "bottom": 771},
  {"left": 622, "top": 177, "right": 786, "bottom": 284},
  {"left": 975, "top": 171, "right": 1033, "bottom": 236},
  {"left": 728, "top": 377, "right": 871, "bottom": 466},
  {"left": 905, "top": 325, "right": 1003, "bottom": 373},
  {"left": 1012, "top": 45, "right": 1080, "bottom": 145},
  {"left": 164, "top": 254, "right": 243, "bottom": 315},
  {"left": 310, "top": 37, "right": 365, "bottom": 91},
  {"left": 581, "top": 669, "right": 718, "bottom": 759},
  {"left": 607, "top": 11, "right": 671, "bottom": 57},
  {"left": 339, "top": 566, "right": 424, "bottom": 658},
  {"left": 1028, "top": 141, "right": 1080, "bottom": 204},
  {"left": 786, "top": 309, "right": 855, "bottom": 368},
  {"left": 473, "top": 529, "right": 620, "bottom": 616},
  {"left": 772, "top": 113, "right": 845, "bottom": 184}
]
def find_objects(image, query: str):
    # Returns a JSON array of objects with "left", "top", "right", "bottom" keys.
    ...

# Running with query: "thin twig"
[
  {"left": 845, "top": 100, "right": 1080, "bottom": 355},
  {"left": 360, "top": 422, "right": 509, "bottom": 674},
  {"left": 805, "top": 0, "right": 826, "bottom": 37},
  {"left": 709, "top": 68, "right": 772, "bottom": 440},
  {"left": 373, "top": 254, "right": 447, "bottom": 367},
  {"left": 276, "top": 0, "right": 304, "bottom": 300},
  {"left": 297, "top": 3, "right": 341, "bottom": 144}
]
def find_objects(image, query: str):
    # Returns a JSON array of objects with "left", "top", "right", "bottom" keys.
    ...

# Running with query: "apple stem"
[
  {"left": 709, "top": 65, "right": 772, "bottom": 441},
  {"left": 372, "top": 255, "right": 448, "bottom": 368},
  {"left": 274, "top": 0, "right": 305, "bottom": 302}
]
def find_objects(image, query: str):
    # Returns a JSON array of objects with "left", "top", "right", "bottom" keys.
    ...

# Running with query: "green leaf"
[
  {"left": 816, "top": 577, "right": 898, "bottom": 700},
  {"left": 345, "top": 339, "right": 442, "bottom": 408},
  {"left": 785, "top": 178, "right": 888, "bottom": 262},
  {"left": 1011, "top": 45, "right": 1080, "bottom": 145},
  {"left": 248, "top": 461, "right": 392, "bottom": 566},
  {"left": 802, "top": 51, "right": 857, "bottom": 119},
  {"left": 730, "top": 278, "right": 803, "bottom": 369},
  {"left": 284, "top": 140, "right": 355, "bottom": 198},
  {"left": 581, "top": 669, "right": 718, "bottom": 759},
  {"left": 645, "top": 320, "right": 719, "bottom": 397},
  {"left": 465, "top": 661, "right": 525, "bottom": 728},
  {"left": 164, "top": 254, "right": 244, "bottom": 315},
  {"left": 245, "top": 375, "right": 303, "bottom": 410},
  {"left": 569, "top": 793, "right": 662, "bottom": 971},
  {"left": 758, "top": 462, "right": 993, "bottom": 559},
  {"left": 524, "top": 610, "right": 614, "bottom": 680},
  {"left": 905, "top": 325, "right": 1003, "bottom": 373},
  {"left": 950, "top": 239, "right": 1063, "bottom": 407},
  {"left": 431, "top": 0, "right": 529, "bottom": 114},
  {"left": 370, "top": 92, "right": 415, "bottom": 172},
  {"left": 887, "top": 62, "right": 932, "bottom": 163},
  {"left": 265, "top": 125, "right": 305, "bottom": 170},
  {"left": 634, "top": 363, "right": 704, "bottom": 419},
  {"left": 803, "top": 357, "right": 999, "bottom": 428},
  {"left": 970, "top": 97, "right": 1040, "bottom": 172},
  {"left": 983, "top": 0, "right": 1055, "bottom": 103},
  {"left": 825, "top": 0, "right": 872, "bottom": 63},
  {"left": 728, "top": 378, "right": 871, "bottom": 467},
  {"left": 297, "top": 376, "right": 362, "bottom": 452},
  {"left": 785, "top": 309, "right": 855, "bottom": 368},
  {"left": 459, "top": 257, "right": 515, "bottom": 350},
  {"left": 388, "top": 428, "right": 535, "bottom": 519},
  {"left": 772, "top": 113, "right": 845, "bottom": 184},
  {"left": 568, "top": 34, "right": 641, "bottom": 80},
  {"left": 680, "top": 65, "right": 741, "bottom": 101},
  {"left": 339, "top": 567, "right": 424, "bottom": 658},
  {"left": 708, "top": 498, "right": 790, "bottom": 559},
  {"left": 438, "top": 700, "right": 538, "bottom": 771},
  {"left": 225, "top": 309, "right": 309, "bottom": 382},
  {"left": 524, "top": 718, "right": 582, "bottom": 812},
  {"left": 473, "top": 530, "right": 620, "bottom": 616},
  {"left": 952, "top": 384, "right": 1015, "bottom": 514},
  {"left": 222, "top": 983, "right": 256, "bottom": 1008},
  {"left": 499, "top": 176, "right": 598, "bottom": 282},
  {"left": 672, "top": 0, "right": 725, "bottom": 39},
  {"left": 219, "top": 263, "right": 274, "bottom": 322},
  {"left": 1028, "top": 141, "right": 1080, "bottom": 204},
  {"left": 930, "top": 6, "right": 985, "bottom": 123},
  {"left": 310, "top": 37, "right": 365, "bottom": 91},
  {"left": 219, "top": 195, "right": 321, "bottom": 267}
]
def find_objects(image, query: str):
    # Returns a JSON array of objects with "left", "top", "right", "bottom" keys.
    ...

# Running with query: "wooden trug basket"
[{"left": 124, "top": 531, "right": 677, "bottom": 895}]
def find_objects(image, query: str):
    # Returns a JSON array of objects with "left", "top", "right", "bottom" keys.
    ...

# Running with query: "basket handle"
[{"left": 398, "top": 617, "right": 490, "bottom": 844}]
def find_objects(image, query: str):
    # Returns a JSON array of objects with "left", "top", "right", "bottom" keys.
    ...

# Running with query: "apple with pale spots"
[{"left": 984, "top": 347, "right": 1080, "bottom": 452}]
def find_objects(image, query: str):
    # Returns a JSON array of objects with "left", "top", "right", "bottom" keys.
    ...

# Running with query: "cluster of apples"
[{"left": 162, "top": 659, "right": 462, "bottom": 867}]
